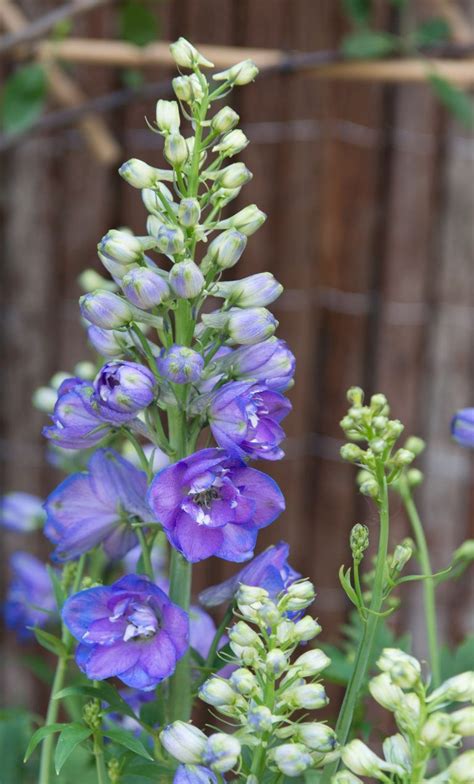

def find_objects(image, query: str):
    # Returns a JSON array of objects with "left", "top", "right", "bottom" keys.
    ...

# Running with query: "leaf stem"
[{"left": 93, "top": 733, "right": 108, "bottom": 784}]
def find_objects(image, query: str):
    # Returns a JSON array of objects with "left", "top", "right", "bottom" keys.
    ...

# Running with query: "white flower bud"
[
  {"left": 216, "top": 162, "right": 253, "bottom": 189},
  {"left": 74, "top": 361, "right": 96, "bottom": 380},
  {"left": 229, "top": 668, "right": 258, "bottom": 696},
  {"left": 203, "top": 229, "right": 247, "bottom": 271},
  {"left": 78, "top": 268, "right": 117, "bottom": 294},
  {"left": 332, "top": 773, "right": 363, "bottom": 784},
  {"left": 275, "top": 620, "right": 297, "bottom": 647},
  {"left": 213, "top": 60, "right": 259, "bottom": 86},
  {"left": 230, "top": 643, "right": 260, "bottom": 667},
  {"left": 204, "top": 733, "right": 240, "bottom": 773},
  {"left": 236, "top": 584, "right": 269, "bottom": 606},
  {"left": 293, "top": 649, "right": 330, "bottom": 678},
  {"left": 213, "top": 129, "right": 249, "bottom": 157},
  {"left": 214, "top": 204, "right": 267, "bottom": 236},
  {"left": 382, "top": 734, "right": 411, "bottom": 772},
  {"left": 296, "top": 722, "right": 337, "bottom": 753},
  {"left": 212, "top": 272, "right": 282, "bottom": 308},
  {"left": 169, "top": 38, "right": 214, "bottom": 69},
  {"left": 377, "top": 648, "right": 421, "bottom": 688},
  {"left": 228, "top": 621, "right": 260, "bottom": 648},
  {"left": 390, "top": 542, "right": 413, "bottom": 574},
  {"left": 369, "top": 673, "right": 405, "bottom": 712},
  {"left": 142, "top": 184, "right": 174, "bottom": 216},
  {"left": 280, "top": 683, "right": 328, "bottom": 710},
  {"left": 211, "top": 106, "right": 240, "bottom": 134},
  {"left": 172, "top": 75, "right": 192, "bottom": 102},
  {"left": 209, "top": 186, "right": 242, "bottom": 208},
  {"left": 341, "top": 740, "right": 403, "bottom": 778},
  {"left": 294, "top": 616, "right": 322, "bottom": 642},
  {"left": 32, "top": 386, "right": 57, "bottom": 413},
  {"left": 442, "top": 750, "right": 474, "bottom": 782},
  {"left": 451, "top": 706, "right": 474, "bottom": 735},
  {"left": 265, "top": 649, "right": 288, "bottom": 677},
  {"left": 164, "top": 133, "right": 188, "bottom": 167},
  {"left": 99, "top": 229, "right": 144, "bottom": 265},
  {"left": 155, "top": 99, "right": 180, "bottom": 133},
  {"left": 283, "top": 580, "right": 316, "bottom": 611},
  {"left": 160, "top": 721, "right": 207, "bottom": 763},
  {"left": 119, "top": 158, "right": 162, "bottom": 189},
  {"left": 427, "top": 672, "right": 474, "bottom": 706},
  {"left": 270, "top": 743, "right": 312, "bottom": 776},
  {"left": 394, "top": 692, "right": 422, "bottom": 734},
  {"left": 156, "top": 226, "right": 186, "bottom": 256},
  {"left": 248, "top": 703, "right": 273, "bottom": 733},
  {"left": 178, "top": 198, "right": 201, "bottom": 227},
  {"left": 421, "top": 712, "right": 454, "bottom": 747},
  {"left": 198, "top": 677, "right": 238, "bottom": 707}
]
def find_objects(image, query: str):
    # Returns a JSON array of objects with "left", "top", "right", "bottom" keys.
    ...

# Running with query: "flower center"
[
  {"left": 192, "top": 487, "right": 220, "bottom": 508},
  {"left": 121, "top": 601, "right": 158, "bottom": 642}
]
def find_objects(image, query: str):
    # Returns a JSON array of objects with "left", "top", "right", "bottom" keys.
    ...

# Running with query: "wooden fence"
[{"left": 0, "top": 0, "right": 473, "bottom": 711}]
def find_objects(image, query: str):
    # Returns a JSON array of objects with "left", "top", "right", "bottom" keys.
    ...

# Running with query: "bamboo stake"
[
  {"left": 0, "top": 1, "right": 121, "bottom": 164},
  {"left": 36, "top": 38, "right": 474, "bottom": 84}
]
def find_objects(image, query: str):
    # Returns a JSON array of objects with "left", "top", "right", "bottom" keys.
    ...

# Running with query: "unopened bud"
[
  {"left": 122, "top": 267, "right": 170, "bottom": 309},
  {"left": 370, "top": 393, "right": 388, "bottom": 414},
  {"left": 404, "top": 436, "right": 426, "bottom": 456},
  {"left": 203, "top": 733, "right": 241, "bottom": 773},
  {"left": 169, "top": 260, "right": 204, "bottom": 298},
  {"left": 340, "top": 444, "right": 365, "bottom": 463},
  {"left": 229, "top": 668, "right": 258, "bottom": 696},
  {"left": 390, "top": 542, "right": 413, "bottom": 574},
  {"left": 421, "top": 712, "right": 454, "bottom": 747},
  {"left": 198, "top": 677, "right": 238, "bottom": 708},
  {"left": 265, "top": 649, "right": 287, "bottom": 676},
  {"left": 341, "top": 740, "right": 401, "bottom": 778},
  {"left": 213, "top": 60, "right": 259, "bottom": 86},
  {"left": 156, "top": 226, "right": 186, "bottom": 256},
  {"left": 211, "top": 106, "right": 240, "bottom": 134},
  {"left": 359, "top": 478, "right": 379, "bottom": 499},
  {"left": 346, "top": 386, "right": 364, "bottom": 407},
  {"left": 283, "top": 580, "right": 316, "bottom": 611},
  {"left": 99, "top": 229, "right": 144, "bottom": 265},
  {"left": 227, "top": 308, "right": 278, "bottom": 345},
  {"left": 248, "top": 703, "right": 273, "bottom": 733},
  {"left": 293, "top": 649, "right": 330, "bottom": 677},
  {"left": 368, "top": 673, "right": 404, "bottom": 711},
  {"left": 78, "top": 269, "right": 117, "bottom": 293},
  {"left": 156, "top": 99, "right": 180, "bottom": 133},
  {"left": 203, "top": 229, "right": 247, "bottom": 271},
  {"left": 296, "top": 722, "right": 337, "bottom": 753},
  {"left": 228, "top": 621, "right": 260, "bottom": 648},
  {"left": 215, "top": 204, "right": 267, "bottom": 236},
  {"left": 32, "top": 386, "right": 58, "bottom": 413},
  {"left": 451, "top": 706, "right": 474, "bottom": 735},
  {"left": 213, "top": 129, "right": 249, "bottom": 157},
  {"left": 80, "top": 291, "right": 133, "bottom": 330},
  {"left": 119, "top": 158, "right": 161, "bottom": 189},
  {"left": 377, "top": 648, "right": 420, "bottom": 688},
  {"left": 444, "top": 750, "right": 474, "bottom": 782},
  {"left": 216, "top": 163, "right": 253, "bottom": 189},
  {"left": 178, "top": 198, "right": 201, "bottom": 227},
  {"left": 270, "top": 743, "right": 312, "bottom": 776},
  {"left": 385, "top": 420, "right": 404, "bottom": 440},
  {"left": 350, "top": 524, "right": 369, "bottom": 562},
  {"left": 392, "top": 448, "right": 415, "bottom": 467},
  {"left": 294, "top": 616, "right": 321, "bottom": 642},
  {"left": 406, "top": 468, "right": 423, "bottom": 487},
  {"left": 169, "top": 38, "right": 214, "bottom": 69},
  {"left": 160, "top": 721, "right": 207, "bottom": 764},
  {"left": 212, "top": 272, "right": 282, "bottom": 308},
  {"left": 280, "top": 683, "right": 328, "bottom": 711},
  {"left": 164, "top": 133, "right": 188, "bottom": 167},
  {"left": 382, "top": 734, "right": 410, "bottom": 771},
  {"left": 427, "top": 672, "right": 474, "bottom": 705}
]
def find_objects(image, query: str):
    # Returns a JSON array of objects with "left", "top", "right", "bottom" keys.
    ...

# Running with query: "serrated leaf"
[
  {"left": 55, "top": 683, "right": 138, "bottom": 720},
  {"left": 429, "top": 74, "right": 474, "bottom": 129},
  {"left": 119, "top": 1, "right": 158, "bottom": 47},
  {"left": 54, "top": 724, "right": 92, "bottom": 774},
  {"left": 103, "top": 728, "right": 153, "bottom": 760},
  {"left": 1, "top": 63, "right": 47, "bottom": 135},
  {"left": 31, "top": 627, "right": 67, "bottom": 658},
  {"left": 342, "top": 30, "right": 399, "bottom": 59},
  {"left": 24, "top": 723, "right": 68, "bottom": 762},
  {"left": 343, "top": 0, "right": 372, "bottom": 25},
  {"left": 415, "top": 17, "right": 450, "bottom": 48}
]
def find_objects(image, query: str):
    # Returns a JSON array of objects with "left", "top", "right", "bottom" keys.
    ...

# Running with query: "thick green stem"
[
  {"left": 168, "top": 548, "right": 193, "bottom": 721},
  {"left": 38, "top": 556, "right": 86, "bottom": 784},
  {"left": 93, "top": 733, "right": 108, "bottom": 784},
  {"left": 399, "top": 476, "right": 441, "bottom": 688},
  {"left": 322, "top": 467, "right": 390, "bottom": 782}
]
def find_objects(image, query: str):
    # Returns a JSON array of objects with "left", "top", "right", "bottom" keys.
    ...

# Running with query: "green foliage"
[
  {"left": 24, "top": 723, "right": 68, "bottom": 763},
  {"left": 414, "top": 17, "right": 451, "bottom": 48},
  {"left": 440, "top": 635, "right": 474, "bottom": 680},
  {"left": 0, "top": 710, "right": 36, "bottom": 784},
  {"left": 342, "top": 0, "right": 372, "bottom": 26},
  {"left": 342, "top": 30, "right": 399, "bottom": 59},
  {"left": 429, "top": 74, "right": 474, "bottom": 128},
  {"left": 1, "top": 63, "right": 47, "bottom": 135},
  {"left": 103, "top": 728, "right": 153, "bottom": 760},
  {"left": 55, "top": 682, "right": 138, "bottom": 720},
  {"left": 54, "top": 724, "right": 92, "bottom": 774},
  {"left": 119, "top": 1, "right": 159, "bottom": 47},
  {"left": 31, "top": 628, "right": 67, "bottom": 658}
]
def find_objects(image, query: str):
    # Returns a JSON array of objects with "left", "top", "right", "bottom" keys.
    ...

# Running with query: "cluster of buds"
[
  {"left": 194, "top": 581, "right": 337, "bottom": 779},
  {"left": 336, "top": 648, "right": 474, "bottom": 782}
]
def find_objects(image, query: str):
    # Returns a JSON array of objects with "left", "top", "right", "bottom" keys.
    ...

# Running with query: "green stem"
[
  {"left": 123, "top": 428, "right": 151, "bottom": 479},
  {"left": 322, "top": 466, "right": 390, "bottom": 782},
  {"left": 398, "top": 476, "right": 441, "bottom": 687},
  {"left": 203, "top": 603, "right": 234, "bottom": 675},
  {"left": 93, "top": 733, "right": 108, "bottom": 784},
  {"left": 168, "top": 548, "right": 193, "bottom": 721},
  {"left": 135, "top": 527, "right": 155, "bottom": 581},
  {"left": 38, "top": 557, "right": 86, "bottom": 784},
  {"left": 249, "top": 676, "right": 275, "bottom": 779}
]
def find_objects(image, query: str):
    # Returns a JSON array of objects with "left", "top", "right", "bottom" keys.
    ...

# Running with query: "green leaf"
[
  {"left": 429, "top": 74, "right": 474, "bottom": 129},
  {"left": 414, "top": 17, "right": 450, "bottom": 48},
  {"left": 440, "top": 635, "right": 474, "bottom": 680},
  {"left": 119, "top": 1, "right": 158, "bottom": 47},
  {"left": 342, "top": 30, "right": 399, "bottom": 59},
  {"left": 31, "top": 628, "right": 67, "bottom": 658},
  {"left": 342, "top": 0, "right": 372, "bottom": 26},
  {"left": 103, "top": 728, "right": 153, "bottom": 760},
  {"left": 24, "top": 723, "right": 68, "bottom": 762},
  {"left": 54, "top": 683, "right": 138, "bottom": 720},
  {"left": 22, "top": 654, "right": 55, "bottom": 686},
  {"left": 54, "top": 724, "right": 92, "bottom": 774},
  {"left": 47, "top": 565, "right": 67, "bottom": 610},
  {"left": 1, "top": 63, "right": 47, "bottom": 135}
]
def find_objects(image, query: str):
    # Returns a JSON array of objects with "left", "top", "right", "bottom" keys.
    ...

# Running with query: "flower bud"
[
  {"left": 385, "top": 419, "right": 404, "bottom": 440},
  {"left": 169, "top": 38, "right": 214, "bottom": 69},
  {"left": 213, "top": 273, "right": 282, "bottom": 309},
  {"left": 178, "top": 198, "right": 201, "bottom": 227},
  {"left": 445, "top": 751, "right": 474, "bottom": 782},
  {"left": 255, "top": 600, "right": 280, "bottom": 626},
  {"left": 169, "top": 260, "right": 205, "bottom": 298},
  {"left": 392, "top": 448, "right": 415, "bottom": 467},
  {"left": 350, "top": 524, "right": 369, "bottom": 562},
  {"left": 226, "top": 308, "right": 277, "bottom": 345},
  {"left": 164, "top": 133, "right": 188, "bottom": 167},
  {"left": 275, "top": 619, "right": 297, "bottom": 646},
  {"left": 340, "top": 444, "right": 365, "bottom": 463},
  {"left": 451, "top": 706, "right": 474, "bottom": 735},
  {"left": 294, "top": 616, "right": 322, "bottom": 642},
  {"left": 213, "top": 130, "right": 249, "bottom": 157},
  {"left": 236, "top": 585, "right": 269, "bottom": 606},
  {"left": 156, "top": 225, "right": 186, "bottom": 256},
  {"left": 141, "top": 184, "right": 174, "bottom": 216},
  {"left": 211, "top": 106, "right": 240, "bottom": 134},
  {"left": 198, "top": 678, "right": 238, "bottom": 708},
  {"left": 203, "top": 733, "right": 240, "bottom": 773},
  {"left": 203, "top": 230, "right": 247, "bottom": 271},
  {"left": 160, "top": 721, "right": 207, "bottom": 763},
  {"left": 78, "top": 268, "right": 117, "bottom": 293},
  {"left": 359, "top": 478, "right": 379, "bottom": 499},
  {"left": 156, "top": 99, "right": 180, "bottom": 133},
  {"left": 296, "top": 722, "right": 337, "bottom": 752},
  {"left": 216, "top": 163, "right": 253, "bottom": 189},
  {"left": 293, "top": 649, "right": 330, "bottom": 678},
  {"left": 382, "top": 734, "right": 411, "bottom": 771},
  {"left": 213, "top": 60, "right": 259, "bottom": 86},
  {"left": 229, "top": 668, "right": 258, "bottom": 696},
  {"left": 370, "top": 393, "right": 388, "bottom": 413},
  {"left": 453, "top": 539, "right": 474, "bottom": 564},
  {"left": 265, "top": 649, "right": 287, "bottom": 676},
  {"left": 282, "top": 580, "right": 316, "bottom": 612},
  {"left": 346, "top": 386, "right": 364, "bottom": 406},
  {"left": 368, "top": 673, "right": 404, "bottom": 711},
  {"left": 99, "top": 230, "right": 144, "bottom": 265},
  {"left": 215, "top": 204, "right": 267, "bottom": 236},
  {"left": 74, "top": 361, "right": 96, "bottom": 380},
  {"left": 32, "top": 386, "right": 58, "bottom": 413},
  {"left": 271, "top": 744, "right": 312, "bottom": 776},
  {"left": 80, "top": 291, "right": 133, "bottom": 329},
  {"left": 394, "top": 692, "right": 421, "bottom": 734},
  {"left": 94, "top": 360, "right": 156, "bottom": 415},
  {"left": 172, "top": 75, "right": 193, "bottom": 102},
  {"left": 377, "top": 648, "right": 420, "bottom": 688},
  {"left": 119, "top": 158, "right": 161, "bottom": 189},
  {"left": 421, "top": 712, "right": 454, "bottom": 747},
  {"left": 341, "top": 740, "right": 401, "bottom": 778},
  {"left": 406, "top": 467, "right": 424, "bottom": 487},
  {"left": 332, "top": 773, "right": 363, "bottom": 784},
  {"left": 228, "top": 621, "right": 260, "bottom": 648},
  {"left": 87, "top": 325, "right": 130, "bottom": 358},
  {"left": 209, "top": 186, "right": 241, "bottom": 208},
  {"left": 404, "top": 435, "right": 426, "bottom": 456},
  {"left": 157, "top": 345, "right": 204, "bottom": 384},
  {"left": 427, "top": 672, "right": 474, "bottom": 705},
  {"left": 121, "top": 267, "right": 170, "bottom": 309},
  {"left": 451, "top": 408, "right": 474, "bottom": 449},
  {"left": 248, "top": 703, "right": 273, "bottom": 733},
  {"left": 230, "top": 644, "right": 260, "bottom": 667},
  {"left": 281, "top": 683, "right": 328, "bottom": 710}
]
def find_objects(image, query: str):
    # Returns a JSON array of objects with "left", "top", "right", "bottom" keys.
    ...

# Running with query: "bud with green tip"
[
  {"left": 211, "top": 106, "right": 240, "bottom": 134},
  {"left": 119, "top": 158, "right": 163, "bottom": 189},
  {"left": 160, "top": 721, "right": 207, "bottom": 764},
  {"left": 346, "top": 386, "right": 364, "bottom": 407},
  {"left": 340, "top": 444, "right": 365, "bottom": 463},
  {"left": 213, "top": 60, "right": 259, "bottom": 86},
  {"left": 216, "top": 163, "right": 253, "bottom": 189},
  {"left": 451, "top": 706, "right": 474, "bottom": 735},
  {"left": 296, "top": 722, "right": 337, "bottom": 753},
  {"left": 350, "top": 524, "right": 369, "bottom": 562},
  {"left": 370, "top": 393, "right": 388, "bottom": 413},
  {"left": 212, "top": 272, "right": 282, "bottom": 308},
  {"left": 209, "top": 186, "right": 241, "bottom": 208},
  {"left": 203, "top": 229, "right": 247, "bottom": 272},
  {"left": 332, "top": 773, "right": 363, "bottom": 784},
  {"left": 203, "top": 733, "right": 241, "bottom": 773},
  {"left": 270, "top": 743, "right": 312, "bottom": 777},
  {"left": 359, "top": 478, "right": 379, "bottom": 498},
  {"left": 156, "top": 225, "right": 185, "bottom": 256},
  {"left": 282, "top": 579, "right": 316, "bottom": 611},
  {"left": 392, "top": 448, "right": 415, "bottom": 467},
  {"left": 421, "top": 712, "right": 454, "bottom": 747},
  {"left": 169, "top": 37, "right": 214, "bottom": 69},
  {"left": 178, "top": 197, "right": 201, "bottom": 227},
  {"left": 164, "top": 133, "right": 188, "bottom": 167},
  {"left": 406, "top": 467, "right": 424, "bottom": 487},
  {"left": 142, "top": 184, "right": 174, "bottom": 215},
  {"left": 229, "top": 668, "right": 258, "bottom": 696},
  {"left": 214, "top": 204, "right": 267, "bottom": 236},
  {"left": 404, "top": 435, "right": 426, "bottom": 456},
  {"left": 377, "top": 648, "right": 420, "bottom": 688},
  {"left": 213, "top": 129, "right": 249, "bottom": 157},
  {"left": 385, "top": 419, "right": 404, "bottom": 440},
  {"left": 292, "top": 648, "right": 330, "bottom": 677},
  {"left": 80, "top": 291, "right": 134, "bottom": 329},
  {"left": 169, "top": 260, "right": 205, "bottom": 299},
  {"left": 121, "top": 267, "right": 170, "bottom": 309}
]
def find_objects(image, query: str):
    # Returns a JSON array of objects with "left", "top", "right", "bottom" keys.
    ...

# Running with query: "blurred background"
[{"left": 1, "top": 0, "right": 473, "bottom": 722}]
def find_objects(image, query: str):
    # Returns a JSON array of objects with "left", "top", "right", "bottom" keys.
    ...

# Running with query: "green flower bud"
[
  {"left": 213, "top": 60, "right": 259, "bottom": 86},
  {"left": 427, "top": 672, "right": 474, "bottom": 705},
  {"left": 451, "top": 706, "right": 474, "bottom": 735},
  {"left": 211, "top": 106, "right": 240, "bottom": 134},
  {"left": 332, "top": 773, "right": 363, "bottom": 784},
  {"left": 155, "top": 99, "right": 180, "bottom": 133},
  {"left": 213, "top": 129, "right": 249, "bottom": 157},
  {"left": 248, "top": 703, "right": 273, "bottom": 732},
  {"left": 377, "top": 648, "right": 420, "bottom": 688},
  {"left": 444, "top": 750, "right": 474, "bottom": 783},
  {"left": 350, "top": 524, "right": 369, "bottom": 562},
  {"left": 406, "top": 467, "right": 424, "bottom": 487},
  {"left": 78, "top": 268, "right": 117, "bottom": 293},
  {"left": 32, "top": 386, "right": 58, "bottom": 413},
  {"left": 385, "top": 419, "right": 404, "bottom": 440},
  {"left": 370, "top": 393, "right": 388, "bottom": 414},
  {"left": 82, "top": 699, "right": 102, "bottom": 731},
  {"left": 156, "top": 225, "right": 186, "bottom": 256},
  {"left": 214, "top": 204, "right": 267, "bottom": 236},
  {"left": 216, "top": 162, "right": 253, "bottom": 189},
  {"left": 346, "top": 386, "right": 364, "bottom": 407},
  {"left": 164, "top": 132, "right": 188, "bottom": 167},
  {"left": 169, "top": 37, "right": 214, "bottom": 69},
  {"left": 294, "top": 616, "right": 321, "bottom": 642},
  {"left": 392, "top": 448, "right": 415, "bottom": 467},
  {"left": 359, "top": 478, "right": 379, "bottom": 499},
  {"left": 421, "top": 712, "right": 454, "bottom": 747},
  {"left": 372, "top": 415, "right": 388, "bottom": 432},
  {"left": 178, "top": 197, "right": 201, "bottom": 227},
  {"left": 404, "top": 435, "right": 426, "bottom": 456},
  {"left": 229, "top": 668, "right": 258, "bottom": 696},
  {"left": 198, "top": 677, "right": 239, "bottom": 708},
  {"left": 172, "top": 75, "right": 192, "bottom": 102},
  {"left": 390, "top": 541, "right": 413, "bottom": 574},
  {"left": 279, "top": 683, "right": 328, "bottom": 710},
  {"left": 452, "top": 539, "right": 474, "bottom": 564},
  {"left": 370, "top": 438, "right": 386, "bottom": 455},
  {"left": 282, "top": 580, "right": 316, "bottom": 611},
  {"left": 340, "top": 444, "right": 365, "bottom": 463},
  {"left": 394, "top": 693, "right": 421, "bottom": 734}
]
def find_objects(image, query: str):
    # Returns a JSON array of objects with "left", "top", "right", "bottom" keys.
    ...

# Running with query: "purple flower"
[
  {"left": 43, "top": 378, "right": 108, "bottom": 449},
  {"left": 174, "top": 766, "right": 218, "bottom": 784},
  {"left": 121, "top": 267, "right": 170, "bottom": 309},
  {"left": 44, "top": 449, "right": 152, "bottom": 561},
  {"left": 189, "top": 605, "right": 218, "bottom": 659},
  {"left": 199, "top": 541, "right": 300, "bottom": 607},
  {"left": 224, "top": 338, "right": 295, "bottom": 392},
  {"left": 5, "top": 553, "right": 56, "bottom": 640},
  {"left": 208, "top": 381, "right": 291, "bottom": 461},
  {"left": 0, "top": 492, "right": 45, "bottom": 532},
  {"left": 147, "top": 448, "right": 285, "bottom": 563},
  {"left": 62, "top": 574, "right": 189, "bottom": 690},
  {"left": 452, "top": 408, "right": 474, "bottom": 448},
  {"left": 157, "top": 345, "right": 204, "bottom": 384},
  {"left": 94, "top": 361, "right": 156, "bottom": 416}
]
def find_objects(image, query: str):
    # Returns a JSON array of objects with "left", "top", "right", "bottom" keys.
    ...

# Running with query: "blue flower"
[
  {"left": 62, "top": 574, "right": 189, "bottom": 690},
  {"left": 0, "top": 492, "right": 45, "bottom": 532},
  {"left": 452, "top": 408, "right": 474, "bottom": 448},
  {"left": 147, "top": 448, "right": 285, "bottom": 563},
  {"left": 44, "top": 449, "right": 152, "bottom": 561},
  {"left": 5, "top": 553, "right": 56, "bottom": 640},
  {"left": 199, "top": 541, "right": 300, "bottom": 607},
  {"left": 157, "top": 345, "right": 204, "bottom": 384},
  {"left": 208, "top": 381, "right": 291, "bottom": 461},
  {"left": 224, "top": 337, "right": 295, "bottom": 392},
  {"left": 174, "top": 765, "right": 218, "bottom": 784},
  {"left": 94, "top": 361, "right": 156, "bottom": 416},
  {"left": 43, "top": 378, "right": 110, "bottom": 449}
]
